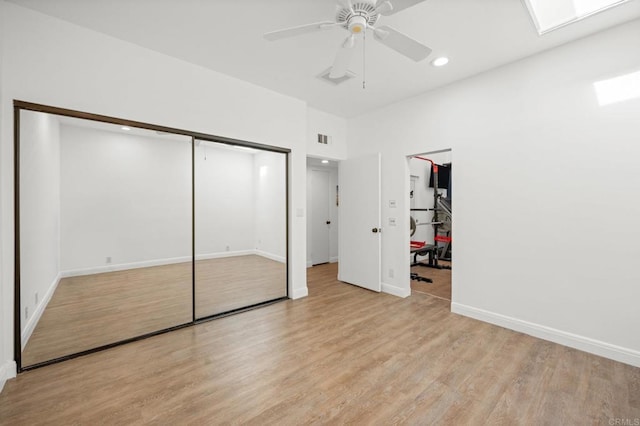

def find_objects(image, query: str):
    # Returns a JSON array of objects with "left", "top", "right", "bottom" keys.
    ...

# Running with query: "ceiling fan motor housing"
[{"left": 337, "top": 2, "right": 380, "bottom": 34}]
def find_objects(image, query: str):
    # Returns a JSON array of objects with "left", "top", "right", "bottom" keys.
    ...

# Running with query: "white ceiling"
[{"left": 8, "top": 0, "right": 640, "bottom": 118}]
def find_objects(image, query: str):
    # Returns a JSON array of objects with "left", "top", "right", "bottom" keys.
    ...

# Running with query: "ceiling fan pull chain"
[{"left": 363, "top": 30, "right": 366, "bottom": 90}]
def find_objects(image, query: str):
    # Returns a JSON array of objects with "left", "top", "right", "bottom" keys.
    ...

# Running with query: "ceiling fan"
[{"left": 264, "top": 0, "right": 432, "bottom": 79}]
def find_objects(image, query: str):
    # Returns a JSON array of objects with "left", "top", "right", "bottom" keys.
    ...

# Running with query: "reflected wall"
[
  {"left": 20, "top": 111, "right": 193, "bottom": 367},
  {"left": 194, "top": 141, "right": 287, "bottom": 318}
]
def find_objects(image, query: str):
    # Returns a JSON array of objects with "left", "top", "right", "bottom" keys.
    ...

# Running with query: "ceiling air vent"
[{"left": 317, "top": 67, "right": 356, "bottom": 86}]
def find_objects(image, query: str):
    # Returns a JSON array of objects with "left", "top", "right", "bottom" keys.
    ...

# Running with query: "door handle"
[
  {"left": 372, "top": 227, "right": 381, "bottom": 233},
  {"left": 326, "top": 221, "right": 331, "bottom": 225}
]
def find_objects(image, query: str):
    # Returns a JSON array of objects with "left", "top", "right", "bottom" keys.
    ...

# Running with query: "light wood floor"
[
  {"left": 195, "top": 255, "right": 286, "bottom": 318},
  {"left": 411, "top": 260, "right": 452, "bottom": 301},
  {"left": 22, "top": 255, "right": 286, "bottom": 367},
  {"left": 3, "top": 263, "right": 638, "bottom": 424}
]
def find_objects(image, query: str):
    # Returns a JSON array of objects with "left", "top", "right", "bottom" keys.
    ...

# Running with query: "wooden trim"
[
  {"left": 13, "top": 100, "right": 291, "bottom": 154},
  {"left": 13, "top": 105, "right": 22, "bottom": 372},
  {"left": 286, "top": 152, "right": 290, "bottom": 299},
  {"left": 191, "top": 136, "right": 196, "bottom": 323},
  {"left": 21, "top": 322, "right": 193, "bottom": 372}
]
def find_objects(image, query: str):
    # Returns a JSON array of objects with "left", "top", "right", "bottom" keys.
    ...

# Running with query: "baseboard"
[
  {"left": 0, "top": 361, "right": 17, "bottom": 394},
  {"left": 22, "top": 272, "right": 61, "bottom": 347},
  {"left": 381, "top": 282, "right": 411, "bottom": 298},
  {"left": 60, "top": 250, "right": 256, "bottom": 278},
  {"left": 329, "top": 257, "right": 338, "bottom": 263},
  {"left": 451, "top": 302, "right": 640, "bottom": 368},
  {"left": 196, "top": 250, "right": 255, "bottom": 261},
  {"left": 290, "top": 286, "right": 308, "bottom": 299},
  {"left": 61, "top": 255, "right": 191, "bottom": 277},
  {"left": 255, "top": 250, "right": 286, "bottom": 264}
]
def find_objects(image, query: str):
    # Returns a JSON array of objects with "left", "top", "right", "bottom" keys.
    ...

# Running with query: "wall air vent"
[
  {"left": 317, "top": 133, "right": 332, "bottom": 145},
  {"left": 317, "top": 67, "right": 356, "bottom": 86}
]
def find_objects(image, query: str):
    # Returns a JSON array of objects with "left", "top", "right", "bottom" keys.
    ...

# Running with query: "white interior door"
[
  {"left": 338, "top": 153, "right": 381, "bottom": 292},
  {"left": 310, "top": 170, "right": 330, "bottom": 265}
]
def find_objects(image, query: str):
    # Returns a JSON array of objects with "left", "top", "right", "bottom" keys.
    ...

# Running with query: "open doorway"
[
  {"left": 408, "top": 149, "right": 452, "bottom": 302},
  {"left": 306, "top": 157, "right": 339, "bottom": 268}
]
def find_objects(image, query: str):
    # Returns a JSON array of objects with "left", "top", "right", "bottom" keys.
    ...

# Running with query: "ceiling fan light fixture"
[
  {"left": 431, "top": 56, "right": 449, "bottom": 67},
  {"left": 348, "top": 15, "right": 367, "bottom": 34}
]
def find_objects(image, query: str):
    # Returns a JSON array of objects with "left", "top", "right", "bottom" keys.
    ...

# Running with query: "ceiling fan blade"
[
  {"left": 376, "top": 0, "right": 428, "bottom": 16},
  {"left": 264, "top": 21, "right": 339, "bottom": 41},
  {"left": 338, "top": 0, "right": 356, "bottom": 14},
  {"left": 374, "top": 1, "right": 393, "bottom": 15},
  {"left": 329, "top": 35, "right": 357, "bottom": 79},
  {"left": 373, "top": 25, "right": 432, "bottom": 61}
]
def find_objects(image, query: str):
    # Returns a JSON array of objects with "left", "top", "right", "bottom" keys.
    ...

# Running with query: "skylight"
[{"left": 524, "top": 0, "right": 630, "bottom": 34}]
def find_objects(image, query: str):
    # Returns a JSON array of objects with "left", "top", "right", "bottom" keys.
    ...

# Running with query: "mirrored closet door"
[
  {"left": 19, "top": 110, "right": 193, "bottom": 367},
  {"left": 194, "top": 140, "right": 288, "bottom": 319}
]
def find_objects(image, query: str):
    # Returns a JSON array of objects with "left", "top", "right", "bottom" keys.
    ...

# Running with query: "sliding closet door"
[
  {"left": 19, "top": 111, "right": 193, "bottom": 367},
  {"left": 194, "top": 140, "right": 287, "bottom": 319}
]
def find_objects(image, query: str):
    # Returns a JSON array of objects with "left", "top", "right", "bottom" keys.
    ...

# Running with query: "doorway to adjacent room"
[{"left": 407, "top": 149, "right": 452, "bottom": 302}]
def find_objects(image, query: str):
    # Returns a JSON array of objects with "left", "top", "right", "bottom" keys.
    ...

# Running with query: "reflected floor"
[
  {"left": 195, "top": 255, "right": 286, "bottom": 318},
  {"left": 22, "top": 255, "right": 286, "bottom": 367}
]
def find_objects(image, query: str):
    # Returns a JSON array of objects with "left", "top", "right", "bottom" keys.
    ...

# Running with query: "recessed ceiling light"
[
  {"left": 121, "top": 126, "right": 131, "bottom": 131},
  {"left": 321, "top": 160, "right": 329, "bottom": 164},
  {"left": 431, "top": 57, "right": 449, "bottom": 67}
]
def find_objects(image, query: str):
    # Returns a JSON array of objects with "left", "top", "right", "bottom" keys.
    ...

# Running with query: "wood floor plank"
[{"left": 2, "top": 263, "right": 639, "bottom": 425}]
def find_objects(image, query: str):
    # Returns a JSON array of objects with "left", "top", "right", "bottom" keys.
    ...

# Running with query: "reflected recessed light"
[
  {"left": 321, "top": 160, "right": 329, "bottom": 164},
  {"left": 431, "top": 57, "right": 449, "bottom": 67},
  {"left": 121, "top": 126, "right": 131, "bottom": 131},
  {"left": 235, "top": 146, "right": 257, "bottom": 153}
]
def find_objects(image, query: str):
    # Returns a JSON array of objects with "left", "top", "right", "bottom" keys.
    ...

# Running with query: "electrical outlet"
[
  {"left": 389, "top": 217, "right": 397, "bottom": 226},
  {"left": 25, "top": 306, "right": 29, "bottom": 319},
  {"left": 225, "top": 245, "right": 230, "bottom": 252},
  {"left": 106, "top": 256, "right": 112, "bottom": 264},
  {"left": 389, "top": 200, "right": 397, "bottom": 208},
  {"left": 389, "top": 268, "right": 395, "bottom": 278},
  {"left": 35, "top": 292, "right": 39, "bottom": 305}
]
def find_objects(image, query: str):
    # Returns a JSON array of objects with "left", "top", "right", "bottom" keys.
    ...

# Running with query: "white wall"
[
  {"left": 328, "top": 168, "right": 339, "bottom": 262},
  {"left": 60, "top": 124, "right": 192, "bottom": 273},
  {"left": 254, "top": 151, "right": 287, "bottom": 262},
  {"left": 306, "top": 107, "right": 348, "bottom": 161},
  {"left": 195, "top": 142, "right": 256, "bottom": 258},
  {"left": 0, "top": 1, "right": 308, "bottom": 383},
  {"left": 61, "top": 128, "right": 283, "bottom": 272},
  {"left": 19, "top": 110, "right": 60, "bottom": 342},
  {"left": 0, "top": 1, "right": 6, "bottom": 392},
  {"left": 349, "top": 19, "right": 640, "bottom": 366},
  {"left": 305, "top": 107, "right": 345, "bottom": 267}
]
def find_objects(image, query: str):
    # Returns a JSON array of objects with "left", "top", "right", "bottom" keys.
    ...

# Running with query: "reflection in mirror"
[
  {"left": 194, "top": 141, "right": 287, "bottom": 318},
  {"left": 20, "top": 110, "right": 193, "bottom": 367}
]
